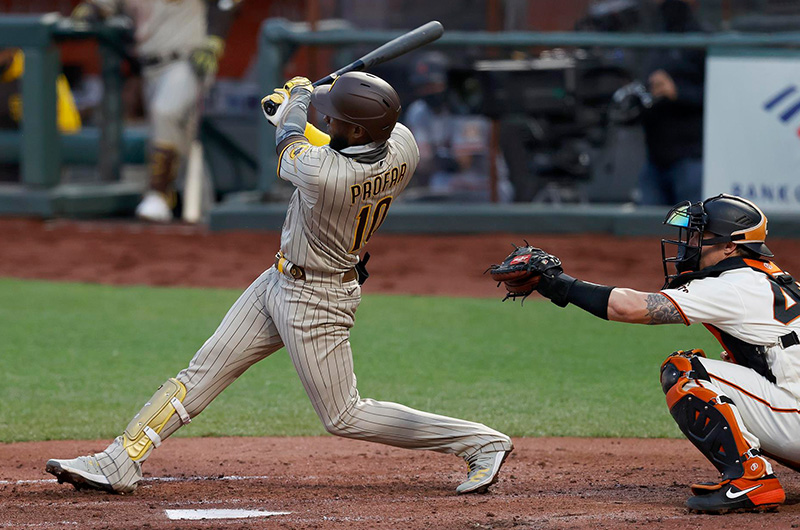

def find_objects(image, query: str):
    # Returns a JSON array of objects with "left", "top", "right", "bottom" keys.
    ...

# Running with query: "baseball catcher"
[{"left": 492, "top": 194, "right": 799, "bottom": 514}]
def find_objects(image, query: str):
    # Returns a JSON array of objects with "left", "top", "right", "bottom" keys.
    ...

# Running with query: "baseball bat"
[{"left": 263, "top": 20, "right": 444, "bottom": 116}]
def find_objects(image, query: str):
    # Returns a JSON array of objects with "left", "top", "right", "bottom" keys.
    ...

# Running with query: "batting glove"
[
  {"left": 189, "top": 35, "right": 225, "bottom": 80},
  {"left": 284, "top": 76, "right": 312, "bottom": 94},
  {"left": 261, "top": 88, "right": 291, "bottom": 126}
]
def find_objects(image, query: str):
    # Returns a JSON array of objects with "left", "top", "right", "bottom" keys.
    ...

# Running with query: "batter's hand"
[
  {"left": 284, "top": 76, "right": 312, "bottom": 94},
  {"left": 190, "top": 36, "right": 225, "bottom": 80},
  {"left": 261, "top": 88, "right": 290, "bottom": 126}
]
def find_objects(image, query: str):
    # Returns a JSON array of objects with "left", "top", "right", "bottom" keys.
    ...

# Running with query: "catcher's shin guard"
[
  {"left": 660, "top": 351, "right": 759, "bottom": 481},
  {"left": 123, "top": 378, "right": 191, "bottom": 461}
]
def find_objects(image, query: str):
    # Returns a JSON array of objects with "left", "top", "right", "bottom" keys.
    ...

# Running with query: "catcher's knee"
[
  {"left": 661, "top": 356, "right": 758, "bottom": 480},
  {"left": 123, "top": 378, "right": 192, "bottom": 461},
  {"left": 659, "top": 348, "right": 708, "bottom": 394}
]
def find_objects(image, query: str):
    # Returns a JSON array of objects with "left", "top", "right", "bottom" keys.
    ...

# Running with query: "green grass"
[{"left": 0, "top": 278, "right": 721, "bottom": 443}]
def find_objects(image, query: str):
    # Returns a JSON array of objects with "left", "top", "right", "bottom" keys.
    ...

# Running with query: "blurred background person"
[
  {"left": 404, "top": 51, "right": 510, "bottom": 201},
  {"left": 404, "top": 52, "right": 463, "bottom": 191},
  {"left": 637, "top": 0, "right": 705, "bottom": 206},
  {"left": 71, "top": 0, "right": 243, "bottom": 222}
]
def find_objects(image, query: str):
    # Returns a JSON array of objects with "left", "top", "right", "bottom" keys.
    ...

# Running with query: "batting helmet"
[
  {"left": 311, "top": 72, "right": 401, "bottom": 143},
  {"left": 661, "top": 194, "right": 772, "bottom": 285}
]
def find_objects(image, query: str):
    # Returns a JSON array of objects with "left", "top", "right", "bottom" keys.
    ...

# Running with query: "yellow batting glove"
[
  {"left": 284, "top": 76, "right": 312, "bottom": 94},
  {"left": 261, "top": 88, "right": 290, "bottom": 126}
]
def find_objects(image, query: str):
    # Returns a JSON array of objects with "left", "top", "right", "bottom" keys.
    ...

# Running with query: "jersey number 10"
[{"left": 350, "top": 196, "right": 393, "bottom": 253}]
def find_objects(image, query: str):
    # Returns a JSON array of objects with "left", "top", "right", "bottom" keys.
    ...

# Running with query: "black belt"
[
  {"left": 780, "top": 331, "right": 800, "bottom": 349},
  {"left": 274, "top": 252, "right": 357, "bottom": 283},
  {"left": 139, "top": 51, "right": 183, "bottom": 68}
]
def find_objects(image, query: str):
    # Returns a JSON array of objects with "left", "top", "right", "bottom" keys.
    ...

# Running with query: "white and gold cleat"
[{"left": 456, "top": 448, "right": 511, "bottom": 494}]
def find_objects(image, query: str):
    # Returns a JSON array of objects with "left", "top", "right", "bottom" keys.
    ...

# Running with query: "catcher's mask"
[{"left": 661, "top": 194, "right": 772, "bottom": 287}]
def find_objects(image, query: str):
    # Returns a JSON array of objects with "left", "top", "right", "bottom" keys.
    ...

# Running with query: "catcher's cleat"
[
  {"left": 46, "top": 456, "right": 116, "bottom": 493},
  {"left": 686, "top": 474, "right": 785, "bottom": 514},
  {"left": 456, "top": 448, "right": 511, "bottom": 494}
]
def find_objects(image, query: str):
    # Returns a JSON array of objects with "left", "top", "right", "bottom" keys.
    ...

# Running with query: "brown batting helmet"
[{"left": 311, "top": 72, "right": 401, "bottom": 143}]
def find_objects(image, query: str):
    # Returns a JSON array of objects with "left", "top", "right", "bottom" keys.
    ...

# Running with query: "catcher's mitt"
[{"left": 489, "top": 244, "right": 563, "bottom": 301}]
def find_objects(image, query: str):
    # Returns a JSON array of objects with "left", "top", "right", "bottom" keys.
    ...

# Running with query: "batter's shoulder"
[{"left": 390, "top": 123, "right": 418, "bottom": 156}]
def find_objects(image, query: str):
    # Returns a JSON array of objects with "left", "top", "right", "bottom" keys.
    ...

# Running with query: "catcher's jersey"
[
  {"left": 661, "top": 265, "right": 800, "bottom": 396},
  {"left": 277, "top": 123, "right": 419, "bottom": 273},
  {"left": 93, "top": 0, "right": 206, "bottom": 57}
]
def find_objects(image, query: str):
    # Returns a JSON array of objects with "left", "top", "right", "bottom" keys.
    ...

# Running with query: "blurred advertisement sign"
[{"left": 704, "top": 51, "right": 800, "bottom": 213}]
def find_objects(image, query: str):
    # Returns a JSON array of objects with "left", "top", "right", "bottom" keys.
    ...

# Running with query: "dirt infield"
[{"left": 4, "top": 218, "right": 800, "bottom": 529}]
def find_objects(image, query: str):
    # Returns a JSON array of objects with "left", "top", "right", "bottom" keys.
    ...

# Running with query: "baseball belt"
[
  {"left": 139, "top": 51, "right": 184, "bottom": 68},
  {"left": 275, "top": 252, "right": 357, "bottom": 283}
]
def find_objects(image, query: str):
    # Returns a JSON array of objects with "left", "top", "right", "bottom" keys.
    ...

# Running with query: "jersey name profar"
[{"left": 350, "top": 164, "right": 407, "bottom": 204}]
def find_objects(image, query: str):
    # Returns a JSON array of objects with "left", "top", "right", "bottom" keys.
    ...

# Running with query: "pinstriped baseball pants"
[{"left": 156, "top": 267, "right": 511, "bottom": 458}]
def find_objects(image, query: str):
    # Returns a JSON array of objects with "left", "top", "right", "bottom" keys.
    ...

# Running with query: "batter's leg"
[
  {"left": 46, "top": 269, "right": 285, "bottom": 493},
  {"left": 271, "top": 277, "right": 512, "bottom": 493}
]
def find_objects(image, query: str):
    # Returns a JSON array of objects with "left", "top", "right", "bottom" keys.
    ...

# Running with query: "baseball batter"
[
  {"left": 71, "top": 0, "right": 242, "bottom": 222},
  {"left": 492, "top": 194, "right": 799, "bottom": 513},
  {"left": 46, "top": 72, "right": 513, "bottom": 496}
]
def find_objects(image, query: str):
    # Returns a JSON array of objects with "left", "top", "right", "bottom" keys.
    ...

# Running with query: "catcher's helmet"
[
  {"left": 311, "top": 72, "right": 401, "bottom": 143},
  {"left": 661, "top": 194, "right": 772, "bottom": 286}
]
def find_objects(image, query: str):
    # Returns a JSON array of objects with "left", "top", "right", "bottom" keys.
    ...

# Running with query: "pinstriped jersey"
[
  {"left": 92, "top": 0, "right": 206, "bottom": 57},
  {"left": 277, "top": 123, "right": 419, "bottom": 273}
]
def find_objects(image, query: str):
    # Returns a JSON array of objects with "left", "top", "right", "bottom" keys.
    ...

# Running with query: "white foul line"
[{"left": 0, "top": 474, "right": 274, "bottom": 486}]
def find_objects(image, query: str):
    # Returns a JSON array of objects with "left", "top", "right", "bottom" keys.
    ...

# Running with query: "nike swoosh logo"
[{"left": 726, "top": 484, "right": 762, "bottom": 499}]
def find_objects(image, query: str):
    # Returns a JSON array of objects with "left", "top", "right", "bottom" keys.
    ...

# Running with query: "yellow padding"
[
  {"left": 304, "top": 123, "right": 330, "bottom": 146},
  {"left": 123, "top": 378, "right": 188, "bottom": 461}
]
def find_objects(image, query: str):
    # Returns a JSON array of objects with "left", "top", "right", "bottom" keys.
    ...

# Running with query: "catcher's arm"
[{"left": 608, "top": 289, "right": 685, "bottom": 325}]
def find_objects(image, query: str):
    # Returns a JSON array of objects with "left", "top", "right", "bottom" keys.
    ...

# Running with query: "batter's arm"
[
  {"left": 607, "top": 289, "right": 686, "bottom": 325},
  {"left": 275, "top": 88, "right": 312, "bottom": 154}
]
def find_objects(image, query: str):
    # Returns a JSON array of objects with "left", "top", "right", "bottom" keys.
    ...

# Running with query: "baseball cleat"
[
  {"left": 686, "top": 474, "right": 785, "bottom": 513},
  {"left": 456, "top": 448, "right": 511, "bottom": 494},
  {"left": 46, "top": 456, "right": 116, "bottom": 493},
  {"left": 135, "top": 191, "right": 173, "bottom": 222}
]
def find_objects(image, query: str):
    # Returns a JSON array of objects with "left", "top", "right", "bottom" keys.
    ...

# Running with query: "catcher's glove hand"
[{"left": 489, "top": 243, "right": 563, "bottom": 301}]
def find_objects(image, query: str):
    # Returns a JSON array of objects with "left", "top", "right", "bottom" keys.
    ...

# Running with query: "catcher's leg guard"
[
  {"left": 661, "top": 351, "right": 784, "bottom": 512},
  {"left": 123, "top": 378, "right": 191, "bottom": 461},
  {"left": 661, "top": 350, "right": 756, "bottom": 480}
]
